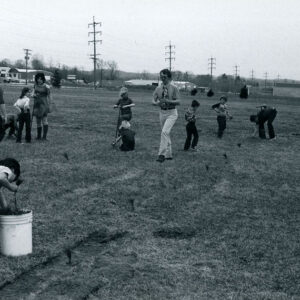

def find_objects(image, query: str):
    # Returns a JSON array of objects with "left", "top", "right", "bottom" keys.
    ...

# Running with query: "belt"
[{"left": 161, "top": 107, "right": 175, "bottom": 110}]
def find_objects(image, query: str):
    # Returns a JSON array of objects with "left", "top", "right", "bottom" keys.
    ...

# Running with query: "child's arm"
[
  {"left": 0, "top": 173, "right": 18, "bottom": 193},
  {"left": 14, "top": 101, "right": 22, "bottom": 114},
  {"left": 122, "top": 103, "right": 135, "bottom": 109},
  {"left": 0, "top": 190, "right": 8, "bottom": 209}
]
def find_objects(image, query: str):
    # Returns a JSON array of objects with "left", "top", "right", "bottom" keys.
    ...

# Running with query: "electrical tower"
[
  {"left": 233, "top": 65, "right": 240, "bottom": 78},
  {"left": 165, "top": 41, "right": 175, "bottom": 71},
  {"left": 250, "top": 69, "right": 254, "bottom": 81},
  {"left": 208, "top": 57, "right": 216, "bottom": 80},
  {"left": 23, "top": 49, "right": 32, "bottom": 85},
  {"left": 88, "top": 16, "right": 102, "bottom": 89}
]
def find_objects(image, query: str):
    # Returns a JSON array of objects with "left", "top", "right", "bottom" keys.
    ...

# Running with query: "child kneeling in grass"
[
  {"left": 0, "top": 158, "right": 21, "bottom": 210},
  {"left": 119, "top": 120, "right": 135, "bottom": 151}
]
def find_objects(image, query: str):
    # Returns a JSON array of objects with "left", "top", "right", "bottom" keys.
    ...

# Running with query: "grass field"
[{"left": 0, "top": 85, "right": 299, "bottom": 299}]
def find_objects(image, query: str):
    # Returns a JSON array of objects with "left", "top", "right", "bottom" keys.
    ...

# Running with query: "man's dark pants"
[
  {"left": 259, "top": 109, "right": 277, "bottom": 139},
  {"left": 217, "top": 115, "right": 226, "bottom": 138},
  {"left": 184, "top": 122, "right": 199, "bottom": 150}
]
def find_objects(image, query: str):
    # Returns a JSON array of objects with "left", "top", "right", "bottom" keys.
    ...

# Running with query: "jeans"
[
  {"left": 158, "top": 109, "right": 178, "bottom": 158},
  {"left": 17, "top": 112, "right": 31, "bottom": 142},
  {"left": 184, "top": 122, "right": 198, "bottom": 150},
  {"left": 259, "top": 109, "right": 277, "bottom": 139},
  {"left": 217, "top": 115, "right": 226, "bottom": 138}
]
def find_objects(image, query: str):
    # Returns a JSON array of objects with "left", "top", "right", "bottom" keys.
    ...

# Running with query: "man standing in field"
[
  {"left": 0, "top": 85, "right": 8, "bottom": 142},
  {"left": 152, "top": 69, "right": 180, "bottom": 163}
]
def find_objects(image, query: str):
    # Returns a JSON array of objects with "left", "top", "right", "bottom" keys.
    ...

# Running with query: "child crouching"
[{"left": 119, "top": 120, "right": 135, "bottom": 151}]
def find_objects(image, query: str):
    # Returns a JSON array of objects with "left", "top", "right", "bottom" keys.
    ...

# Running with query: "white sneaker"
[
  {"left": 191, "top": 147, "right": 198, "bottom": 151},
  {"left": 269, "top": 137, "right": 277, "bottom": 141}
]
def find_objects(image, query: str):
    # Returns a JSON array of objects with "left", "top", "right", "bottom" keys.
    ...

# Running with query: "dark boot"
[
  {"left": 42, "top": 125, "right": 48, "bottom": 140},
  {"left": 36, "top": 127, "right": 42, "bottom": 140}
]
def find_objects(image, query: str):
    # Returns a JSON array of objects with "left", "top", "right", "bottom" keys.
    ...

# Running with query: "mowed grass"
[{"left": 0, "top": 85, "right": 299, "bottom": 299}]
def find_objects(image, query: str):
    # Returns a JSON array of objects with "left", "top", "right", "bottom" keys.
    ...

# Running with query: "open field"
[{"left": 0, "top": 85, "right": 299, "bottom": 299}]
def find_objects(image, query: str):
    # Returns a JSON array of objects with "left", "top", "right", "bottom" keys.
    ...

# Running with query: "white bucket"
[{"left": 0, "top": 210, "right": 32, "bottom": 256}]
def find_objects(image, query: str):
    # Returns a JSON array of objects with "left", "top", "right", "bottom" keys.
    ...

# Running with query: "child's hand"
[{"left": 113, "top": 105, "right": 118, "bottom": 109}]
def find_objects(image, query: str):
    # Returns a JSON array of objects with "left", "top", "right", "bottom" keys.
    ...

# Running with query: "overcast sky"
[{"left": 0, "top": 0, "right": 300, "bottom": 80}]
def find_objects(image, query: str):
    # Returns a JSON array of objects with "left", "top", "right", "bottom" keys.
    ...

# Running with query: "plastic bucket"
[{"left": 0, "top": 211, "right": 32, "bottom": 256}]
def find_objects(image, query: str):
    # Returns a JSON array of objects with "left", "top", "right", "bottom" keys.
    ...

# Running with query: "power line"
[
  {"left": 23, "top": 49, "right": 32, "bottom": 85},
  {"left": 88, "top": 16, "right": 101, "bottom": 89},
  {"left": 165, "top": 41, "right": 175, "bottom": 71}
]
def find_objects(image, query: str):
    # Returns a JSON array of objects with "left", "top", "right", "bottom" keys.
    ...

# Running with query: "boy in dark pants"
[
  {"left": 250, "top": 105, "right": 277, "bottom": 140},
  {"left": 212, "top": 96, "right": 232, "bottom": 138},
  {"left": 14, "top": 87, "right": 31, "bottom": 143},
  {"left": 184, "top": 100, "right": 200, "bottom": 151}
]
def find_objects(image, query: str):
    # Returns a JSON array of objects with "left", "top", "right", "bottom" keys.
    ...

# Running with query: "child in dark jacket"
[
  {"left": 119, "top": 120, "right": 135, "bottom": 151},
  {"left": 184, "top": 100, "right": 200, "bottom": 151}
]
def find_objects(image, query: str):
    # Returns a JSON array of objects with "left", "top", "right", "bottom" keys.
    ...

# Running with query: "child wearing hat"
[
  {"left": 14, "top": 87, "right": 31, "bottom": 143},
  {"left": 212, "top": 96, "right": 232, "bottom": 138},
  {"left": 114, "top": 87, "right": 135, "bottom": 123}
]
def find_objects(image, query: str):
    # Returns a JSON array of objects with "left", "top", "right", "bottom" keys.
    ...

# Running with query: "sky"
[{"left": 0, "top": 0, "right": 300, "bottom": 80}]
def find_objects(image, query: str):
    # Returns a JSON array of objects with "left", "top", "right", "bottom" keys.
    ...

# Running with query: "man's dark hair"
[
  {"left": 160, "top": 69, "right": 172, "bottom": 79},
  {"left": 191, "top": 100, "right": 200, "bottom": 107},
  {"left": 219, "top": 96, "right": 227, "bottom": 102},
  {"left": 250, "top": 115, "right": 257, "bottom": 123},
  {"left": 35, "top": 72, "right": 46, "bottom": 84},
  {"left": 0, "top": 158, "right": 20, "bottom": 181}
]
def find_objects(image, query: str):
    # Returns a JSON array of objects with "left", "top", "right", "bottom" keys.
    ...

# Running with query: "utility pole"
[
  {"left": 23, "top": 49, "right": 32, "bottom": 85},
  {"left": 88, "top": 16, "right": 102, "bottom": 89},
  {"left": 165, "top": 41, "right": 175, "bottom": 72},
  {"left": 264, "top": 72, "right": 268, "bottom": 88},
  {"left": 208, "top": 57, "right": 216, "bottom": 80}
]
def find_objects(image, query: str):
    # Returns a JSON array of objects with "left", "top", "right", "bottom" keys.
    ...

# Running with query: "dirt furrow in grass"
[{"left": 0, "top": 230, "right": 128, "bottom": 299}]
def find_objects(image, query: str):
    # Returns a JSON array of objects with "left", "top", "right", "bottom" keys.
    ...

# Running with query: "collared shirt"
[
  {"left": 153, "top": 82, "right": 180, "bottom": 109},
  {"left": 14, "top": 96, "right": 30, "bottom": 110}
]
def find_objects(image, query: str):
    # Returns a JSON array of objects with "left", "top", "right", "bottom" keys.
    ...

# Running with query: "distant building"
[
  {"left": 8, "top": 68, "right": 53, "bottom": 83},
  {"left": 124, "top": 79, "right": 196, "bottom": 91},
  {"left": 0, "top": 67, "right": 12, "bottom": 82},
  {"left": 273, "top": 83, "right": 300, "bottom": 98},
  {"left": 124, "top": 79, "right": 158, "bottom": 86}
]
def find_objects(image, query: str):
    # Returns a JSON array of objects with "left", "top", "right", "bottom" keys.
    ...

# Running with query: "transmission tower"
[
  {"left": 23, "top": 49, "right": 32, "bottom": 85},
  {"left": 233, "top": 65, "right": 240, "bottom": 78},
  {"left": 208, "top": 57, "right": 216, "bottom": 79},
  {"left": 88, "top": 16, "right": 102, "bottom": 89},
  {"left": 165, "top": 41, "right": 175, "bottom": 71}
]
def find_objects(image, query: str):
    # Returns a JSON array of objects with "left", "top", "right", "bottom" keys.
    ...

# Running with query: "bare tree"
[
  {"left": 31, "top": 54, "right": 45, "bottom": 70},
  {"left": 106, "top": 60, "right": 118, "bottom": 80}
]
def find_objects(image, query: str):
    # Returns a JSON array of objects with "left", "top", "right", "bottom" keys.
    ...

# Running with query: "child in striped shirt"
[
  {"left": 184, "top": 100, "right": 200, "bottom": 151},
  {"left": 212, "top": 96, "right": 232, "bottom": 138}
]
